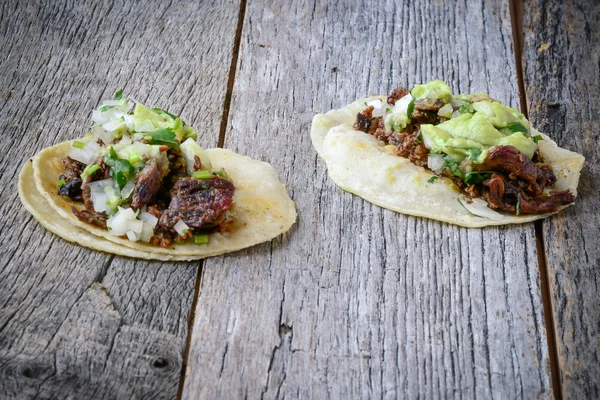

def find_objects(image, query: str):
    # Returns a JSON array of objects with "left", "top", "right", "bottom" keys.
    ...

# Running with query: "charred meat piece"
[
  {"left": 354, "top": 106, "right": 375, "bottom": 133},
  {"left": 193, "top": 155, "right": 203, "bottom": 171},
  {"left": 70, "top": 206, "right": 107, "bottom": 228},
  {"left": 387, "top": 125, "right": 430, "bottom": 167},
  {"left": 159, "top": 177, "right": 235, "bottom": 230},
  {"left": 151, "top": 227, "right": 174, "bottom": 247},
  {"left": 387, "top": 88, "right": 409, "bottom": 106},
  {"left": 413, "top": 98, "right": 445, "bottom": 112},
  {"left": 131, "top": 158, "right": 162, "bottom": 210},
  {"left": 61, "top": 157, "right": 86, "bottom": 180},
  {"left": 482, "top": 173, "right": 575, "bottom": 214},
  {"left": 477, "top": 145, "right": 556, "bottom": 195},
  {"left": 58, "top": 178, "right": 83, "bottom": 201}
]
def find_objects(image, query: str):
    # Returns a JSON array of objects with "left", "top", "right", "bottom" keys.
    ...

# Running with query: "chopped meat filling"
[
  {"left": 353, "top": 87, "right": 575, "bottom": 215},
  {"left": 70, "top": 206, "right": 107, "bottom": 228},
  {"left": 159, "top": 177, "right": 235, "bottom": 231},
  {"left": 131, "top": 158, "right": 162, "bottom": 210}
]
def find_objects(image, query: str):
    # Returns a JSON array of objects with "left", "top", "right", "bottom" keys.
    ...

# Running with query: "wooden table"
[{"left": 1, "top": 0, "right": 598, "bottom": 398}]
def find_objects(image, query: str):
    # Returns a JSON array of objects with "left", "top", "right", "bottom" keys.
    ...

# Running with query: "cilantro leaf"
[
  {"left": 100, "top": 105, "right": 114, "bottom": 112},
  {"left": 114, "top": 88, "right": 123, "bottom": 100},
  {"left": 427, "top": 176, "right": 438, "bottom": 184},
  {"left": 506, "top": 121, "right": 528, "bottom": 133},
  {"left": 442, "top": 154, "right": 464, "bottom": 179},
  {"left": 468, "top": 147, "right": 482, "bottom": 161},
  {"left": 532, "top": 135, "right": 543, "bottom": 143},
  {"left": 105, "top": 147, "right": 135, "bottom": 191},
  {"left": 144, "top": 128, "right": 179, "bottom": 149},
  {"left": 464, "top": 171, "right": 493, "bottom": 185}
]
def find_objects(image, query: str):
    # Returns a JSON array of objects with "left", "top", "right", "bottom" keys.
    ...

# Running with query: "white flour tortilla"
[{"left": 312, "top": 96, "right": 585, "bottom": 227}]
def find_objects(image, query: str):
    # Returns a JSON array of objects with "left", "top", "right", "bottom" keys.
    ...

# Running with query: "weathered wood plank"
[
  {"left": 0, "top": 0, "right": 238, "bottom": 398},
  {"left": 523, "top": 1, "right": 600, "bottom": 398},
  {"left": 183, "top": 0, "right": 552, "bottom": 398}
]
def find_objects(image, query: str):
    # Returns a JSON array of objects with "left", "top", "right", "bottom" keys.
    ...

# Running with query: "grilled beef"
[
  {"left": 131, "top": 158, "right": 162, "bottom": 210},
  {"left": 159, "top": 177, "right": 235, "bottom": 230}
]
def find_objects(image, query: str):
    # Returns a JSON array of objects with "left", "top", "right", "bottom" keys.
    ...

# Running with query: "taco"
[
  {"left": 20, "top": 91, "right": 296, "bottom": 260},
  {"left": 311, "top": 80, "right": 584, "bottom": 227}
]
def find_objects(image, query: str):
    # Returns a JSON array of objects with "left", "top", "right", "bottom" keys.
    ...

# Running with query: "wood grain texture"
[
  {"left": 523, "top": 1, "right": 600, "bottom": 398},
  {"left": 183, "top": 0, "right": 553, "bottom": 398},
  {"left": 0, "top": 0, "right": 238, "bottom": 398}
]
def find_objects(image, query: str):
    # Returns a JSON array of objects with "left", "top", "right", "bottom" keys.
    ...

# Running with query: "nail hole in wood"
[{"left": 151, "top": 357, "right": 169, "bottom": 369}]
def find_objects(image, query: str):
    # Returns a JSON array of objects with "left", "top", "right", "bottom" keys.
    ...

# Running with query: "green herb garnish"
[
  {"left": 73, "top": 141, "right": 86, "bottom": 149},
  {"left": 532, "top": 135, "right": 543, "bottom": 143},
  {"left": 104, "top": 147, "right": 135, "bottom": 191},
  {"left": 193, "top": 170, "right": 212, "bottom": 180},
  {"left": 464, "top": 171, "right": 493, "bottom": 185},
  {"left": 442, "top": 154, "right": 464, "bottom": 178},
  {"left": 80, "top": 164, "right": 100, "bottom": 180},
  {"left": 114, "top": 88, "right": 123, "bottom": 100},
  {"left": 516, "top": 197, "right": 521, "bottom": 216},
  {"left": 506, "top": 121, "right": 528, "bottom": 133},
  {"left": 194, "top": 234, "right": 209, "bottom": 245},
  {"left": 57, "top": 178, "right": 66, "bottom": 188},
  {"left": 100, "top": 105, "right": 114, "bottom": 112},
  {"left": 144, "top": 128, "right": 179, "bottom": 149},
  {"left": 212, "top": 168, "right": 231, "bottom": 181},
  {"left": 427, "top": 176, "right": 438, "bottom": 184},
  {"left": 468, "top": 148, "right": 482, "bottom": 161}
]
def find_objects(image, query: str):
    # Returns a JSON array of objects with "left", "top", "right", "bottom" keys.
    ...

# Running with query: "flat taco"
[
  {"left": 312, "top": 80, "right": 584, "bottom": 227},
  {"left": 20, "top": 91, "right": 296, "bottom": 260}
]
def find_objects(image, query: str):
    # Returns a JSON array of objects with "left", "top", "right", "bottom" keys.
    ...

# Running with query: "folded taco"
[
  {"left": 312, "top": 80, "right": 584, "bottom": 227},
  {"left": 20, "top": 91, "right": 296, "bottom": 260}
]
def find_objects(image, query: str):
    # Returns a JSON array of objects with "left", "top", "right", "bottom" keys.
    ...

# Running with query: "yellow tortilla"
[
  {"left": 22, "top": 140, "right": 296, "bottom": 260},
  {"left": 311, "top": 96, "right": 585, "bottom": 227}
]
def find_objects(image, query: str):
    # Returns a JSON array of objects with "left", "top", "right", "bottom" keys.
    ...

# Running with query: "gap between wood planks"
[
  {"left": 176, "top": 0, "right": 248, "bottom": 398},
  {"left": 509, "top": 1, "right": 562, "bottom": 399}
]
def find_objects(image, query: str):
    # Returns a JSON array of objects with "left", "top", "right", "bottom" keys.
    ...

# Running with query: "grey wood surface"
[
  {"left": 0, "top": 0, "right": 238, "bottom": 398},
  {"left": 523, "top": 1, "right": 600, "bottom": 398},
  {"left": 183, "top": 0, "right": 553, "bottom": 398}
]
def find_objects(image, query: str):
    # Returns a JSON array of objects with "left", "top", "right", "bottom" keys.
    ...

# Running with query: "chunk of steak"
[
  {"left": 70, "top": 206, "right": 107, "bottom": 228},
  {"left": 131, "top": 158, "right": 162, "bottom": 210},
  {"left": 387, "top": 88, "right": 409, "bottom": 106},
  {"left": 58, "top": 178, "right": 83, "bottom": 201},
  {"left": 477, "top": 145, "right": 556, "bottom": 195},
  {"left": 159, "top": 177, "right": 235, "bottom": 230},
  {"left": 61, "top": 157, "right": 86, "bottom": 181},
  {"left": 482, "top": 173, "right": 575, "bottom": 214}
]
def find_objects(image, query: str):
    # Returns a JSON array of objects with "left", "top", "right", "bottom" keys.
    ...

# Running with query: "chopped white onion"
[
  {"left": 102, "top": 118, "right": 125, "bottom": 132},
  {"left": 139, "top": 223, "right": 154, "bottom": 242},
  {"left": 120, "top": 179, "right": 135, "bottom": 199},
  {"left": 367, "top": 99, "right": 388, "bottom": 117},
  {"left": 107, "top": 207, "right": 143, "bottom": 237},
  {"left": 126, "top": 230, "right": 139, "bottom": 242},
  {"left": 68, "top": 140, "right": 100, "bottom": 164},
  {"left": 91, "top": 125, "right": 114, "bottom": 145},
  {"left": 174, "top": 220, "right": 190, "bottom": 236},
  {"left": 458, "top": 197, "right": 506, "bottom": 220},
  {"left": 86, "top": 179, "right": 113, "bottom": 212},
  {"left": 451, "top": 110, "right": 461, "bottom": 119},
  {"left": 119, "top": 136, "right": 132, "bottom": 146},
  {"left": 139, "top": 211, "right": 158, "bottom": 228},
  {"left": 427, "top": 154, "right": 446, "bottom": 173}
]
